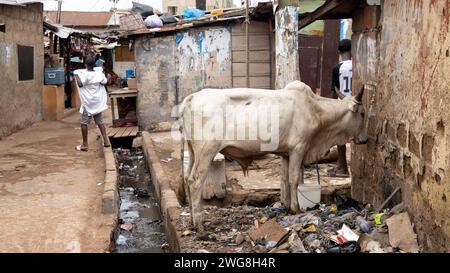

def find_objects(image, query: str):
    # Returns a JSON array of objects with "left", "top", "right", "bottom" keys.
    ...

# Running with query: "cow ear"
[{"left": 348, "top": 101, "right": 358, "bottom": 112}]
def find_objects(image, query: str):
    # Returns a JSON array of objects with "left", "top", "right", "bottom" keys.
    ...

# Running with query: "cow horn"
[{"left": 355, "top": 85, "right": 365, "bottom": 102}]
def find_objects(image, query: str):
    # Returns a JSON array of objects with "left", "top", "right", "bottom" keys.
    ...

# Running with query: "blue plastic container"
[
  {"left": 45, "top": 67, "right": 65, "bottom": 85},
  {"left": 125, "top": 69, "right": 135, "bottom": 79}
]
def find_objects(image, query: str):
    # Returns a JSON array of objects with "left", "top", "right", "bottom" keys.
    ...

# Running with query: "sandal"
[{"left": 75, "top": 145, "right": 88, "bottom": 152}]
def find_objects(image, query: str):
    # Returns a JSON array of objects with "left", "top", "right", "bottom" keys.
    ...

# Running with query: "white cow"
[{"left": 179, "top": 81, "right": 367, "bottom": 231}]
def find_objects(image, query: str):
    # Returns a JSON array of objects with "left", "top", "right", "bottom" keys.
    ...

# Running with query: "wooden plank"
[
  {"left": 232, "top": 35, "right": 270, "bottom": 51},
  {"left": 108, "top": 128, "right": 121, "bottom": 137},
  {"left": 113, "top": 127, "right": 128, "bottom": 138},
  {"left": 232, "top": 76, "right": 271, "bottom": 89},
  {"left": 232, "top": 63, "right": 271, "bottom": 77},
  {"left": 232, "top": 50, "right": 271, "bottom": 63},
  {"left": 232, "top": 21, "right": 269, "bottom": 34},
  {"left": 121, "top": 126, "right": 134, "bottom": 137},
  {"left": 130, "top": 126, "right": 139, "bottom": 136}
]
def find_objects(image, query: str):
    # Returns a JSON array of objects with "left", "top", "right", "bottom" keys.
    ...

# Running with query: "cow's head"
[{"left": 342, "top": 86, "right": 368, "bottom": 145}]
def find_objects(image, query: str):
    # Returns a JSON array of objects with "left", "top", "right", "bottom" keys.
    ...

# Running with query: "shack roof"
[
  {"left": 43, "top": 20, "right": 85, "bottom": 39},
  {"left": 298, "top": 0, "right": 367, "bottom": 29},
  {"left": 120, "top": 1, "right": 274, "bottom": 38},
  {"left": 44, "top": 11, "right": 118, "bottom": 27}
]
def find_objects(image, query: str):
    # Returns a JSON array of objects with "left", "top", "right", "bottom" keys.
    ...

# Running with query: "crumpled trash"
[
  {"left": 335, "top": 195, "right": 364, "bottom": 211},
  {"left": 160, "top": 13, "right": 179, "bottom": 24},
  {"left": 144, "top": 15, "right": 163, "bottom": 28},
  {"left": 326, "top": 241, "right": 357, "bottom": 253},
  {"left": 356, "top": 216, "right": 372, "bottom": 233},
  {"left": 134, "top": 188, "right": 150, "bottom": 198},
  {"left": 120, "top": 222, "right": 133, "bottom": 231},
  {"left": 303, "top": 225, "right": 317, "bottom": 233},
  {"left": 183, "top": 8, "right": 205, "bottom": 19},
  {"left": 265, "top": 240, "right": 277, "bottom": 250},
  {"left": 331, "top": 224, "right": 360, "bottom": 244},
  {"left": 303, "top": 233, "right": 318, "bottom": 247},
  {"left": 374, "top": 212, "right": 385, "bottom": 227}
]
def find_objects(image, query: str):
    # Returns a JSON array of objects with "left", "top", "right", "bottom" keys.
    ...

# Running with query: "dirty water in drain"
[{"left": 113, "top": 147, "right": 169, "bottom": 253}]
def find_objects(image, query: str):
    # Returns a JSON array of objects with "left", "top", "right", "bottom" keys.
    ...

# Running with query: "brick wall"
[
  {"left": 0, "top": 3, "right": 44, "bottom": 138},
  {"left": 351, "top": 1, "right": 450, "bottom": 252}
]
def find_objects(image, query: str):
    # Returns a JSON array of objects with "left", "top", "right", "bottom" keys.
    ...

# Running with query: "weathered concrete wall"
[
  {"left": 351, "top": 1, "right": 450, "bottom": 252},
  {"left": 135, "top": 36, "right": 177, "bottom": 131},
  {"left": 0, "top": 3, "right": 44, "bottom": 138},
  {"left": 135, "top": 26, "right": 232, "bottom": 131},
  {"left": 176, "top": 27, "right": 232, "bottom": 99}
]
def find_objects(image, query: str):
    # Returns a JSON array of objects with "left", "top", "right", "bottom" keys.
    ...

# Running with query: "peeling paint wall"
[
  {"left": 0, "top": 4, "right": 44, "bottom": 138},
  {"left": 176, "top": 27, "right": 232, "bottom": 99},
  {"left": 135, "top": 26, "right": 232, "bottom": 130},
  {"left": 275, "top": 6, "right": 300, "bottom": 89},
  {"left": 351, "top": 1, "right": 450, "bottom": 252}
]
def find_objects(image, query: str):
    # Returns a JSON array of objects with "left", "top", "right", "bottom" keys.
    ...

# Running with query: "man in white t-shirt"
[
  {"left": 328, "top": 39, "right": 352, "bottom": 177},
  {"left": 74, "top": 55, "right": 110, "bottom": 151}
]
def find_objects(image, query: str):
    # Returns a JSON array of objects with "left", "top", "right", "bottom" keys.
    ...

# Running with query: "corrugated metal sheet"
[{"left": 44, "top": 11, "right": 116, "bottom": 27}]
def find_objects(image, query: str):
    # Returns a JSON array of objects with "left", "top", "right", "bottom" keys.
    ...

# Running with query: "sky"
[{"left": 43, "top": 0, "right": 244, "bottom": 12}]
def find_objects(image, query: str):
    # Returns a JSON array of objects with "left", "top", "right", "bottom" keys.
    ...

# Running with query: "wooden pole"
[
  {"left": 275, "top": 0, "right": 300, "bottom": 89},
  {"left": 245, "top": 0, "right": 250, "bottom": 88}
]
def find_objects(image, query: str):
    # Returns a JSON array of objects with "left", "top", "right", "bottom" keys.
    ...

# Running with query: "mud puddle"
[{"left": 113, "top": 148, "right": 169, "bottom": 253}]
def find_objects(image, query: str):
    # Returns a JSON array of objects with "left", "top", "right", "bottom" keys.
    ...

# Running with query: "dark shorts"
[{"left": 80, "top": 110, "right": 103, "bottom": 125}]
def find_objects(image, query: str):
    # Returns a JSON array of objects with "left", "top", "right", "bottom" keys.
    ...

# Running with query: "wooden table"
[{"left": 107, "top": 88, "right": 139, "bottom": 138}]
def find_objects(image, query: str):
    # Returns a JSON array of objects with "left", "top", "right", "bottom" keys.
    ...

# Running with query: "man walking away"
[
  {"left": 328, "top": 39, "right": 352, "bottom": 177},
  {"left": 74, "top": 56, "right": 111, "bottom": 151}
]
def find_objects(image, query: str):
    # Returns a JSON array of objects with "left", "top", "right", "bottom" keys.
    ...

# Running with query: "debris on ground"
[
  {"left": 134, "top": 188, "right": 150, "bottom": 198},
  {"left": 120, "top": 222, "right": 133, "bottom": 232},
  {"left": 176, "top": 195, "right": 419, "bottom": 253},
  {"left": 386, "top": 212, "right": 420, "bottom": 253}
]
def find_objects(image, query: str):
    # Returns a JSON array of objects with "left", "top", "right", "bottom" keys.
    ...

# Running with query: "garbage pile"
[
  {"left": 114, "top": 148, "right": 149, "bottom": 197},
  {"left": 179, "top": 195, "right": 420, "bottom": 253}
]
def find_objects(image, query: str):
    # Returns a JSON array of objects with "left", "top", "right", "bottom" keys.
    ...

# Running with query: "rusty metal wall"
[{"left": 351, "top": 1, "right": 450, "bottom": 252}]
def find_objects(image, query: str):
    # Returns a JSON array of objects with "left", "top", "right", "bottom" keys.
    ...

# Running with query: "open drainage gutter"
[{"left": 112, "top": 145, "right": 170, "bottom": 253}]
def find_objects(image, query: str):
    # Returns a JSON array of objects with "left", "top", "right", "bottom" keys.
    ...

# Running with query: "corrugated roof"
[
  {"left": 121, "top": 2, "right": 273, "bottom": 37},
  {"left": 44, "top": 11, "right": 117, "bottom": 27},
  {"left": 43, "top": 21, "right": 84, "bottom": 39},
  {"left": 0, "top": 0, "right": 42, "bottom": 5}
]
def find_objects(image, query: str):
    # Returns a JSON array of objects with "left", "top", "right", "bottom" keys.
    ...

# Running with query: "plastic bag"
[
  {"left": 144, "top": 15, "right": 163, "bottom": 28},
  {"left": 183, "top": 8, "right": 205, "bottom": 19},
  {"left": 132, "top": 1, "right": 155, "bottom": 17},
  {"left": 160, "top": 13, "right": 179, "bottom": 24}
]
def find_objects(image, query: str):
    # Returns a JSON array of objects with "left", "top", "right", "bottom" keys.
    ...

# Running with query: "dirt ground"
[{"left": 0, "top": 113, "right": 112, "bottom": 252}]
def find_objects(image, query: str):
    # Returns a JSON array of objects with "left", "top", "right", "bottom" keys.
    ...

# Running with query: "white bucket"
[{"left": 297, "top": 183, "right": 321, "bottom": 211}]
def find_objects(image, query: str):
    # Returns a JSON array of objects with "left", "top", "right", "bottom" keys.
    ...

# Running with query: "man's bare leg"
[
  {"left": 337, "top": 145, "right": 349, "bottom": 175},
  {"left": 81, "top": 124, "right": 88, "bottom": 150},
  {"left": 98, "top": 124, "right": 111, "bottom": 147}
]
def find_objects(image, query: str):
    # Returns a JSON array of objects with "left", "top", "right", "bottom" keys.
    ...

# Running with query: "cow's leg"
[
  {"left": 188, "top": 146, "right": 220, "bottom": 231},
  {"left": 280, "top": 155, "right": 290, "bottom": 209},
  {"left": 288, "top": 150, "right": 304, "bottom": 213},
  {"left": 182, "top": 141, "right": 195, "bottom": 206}
]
